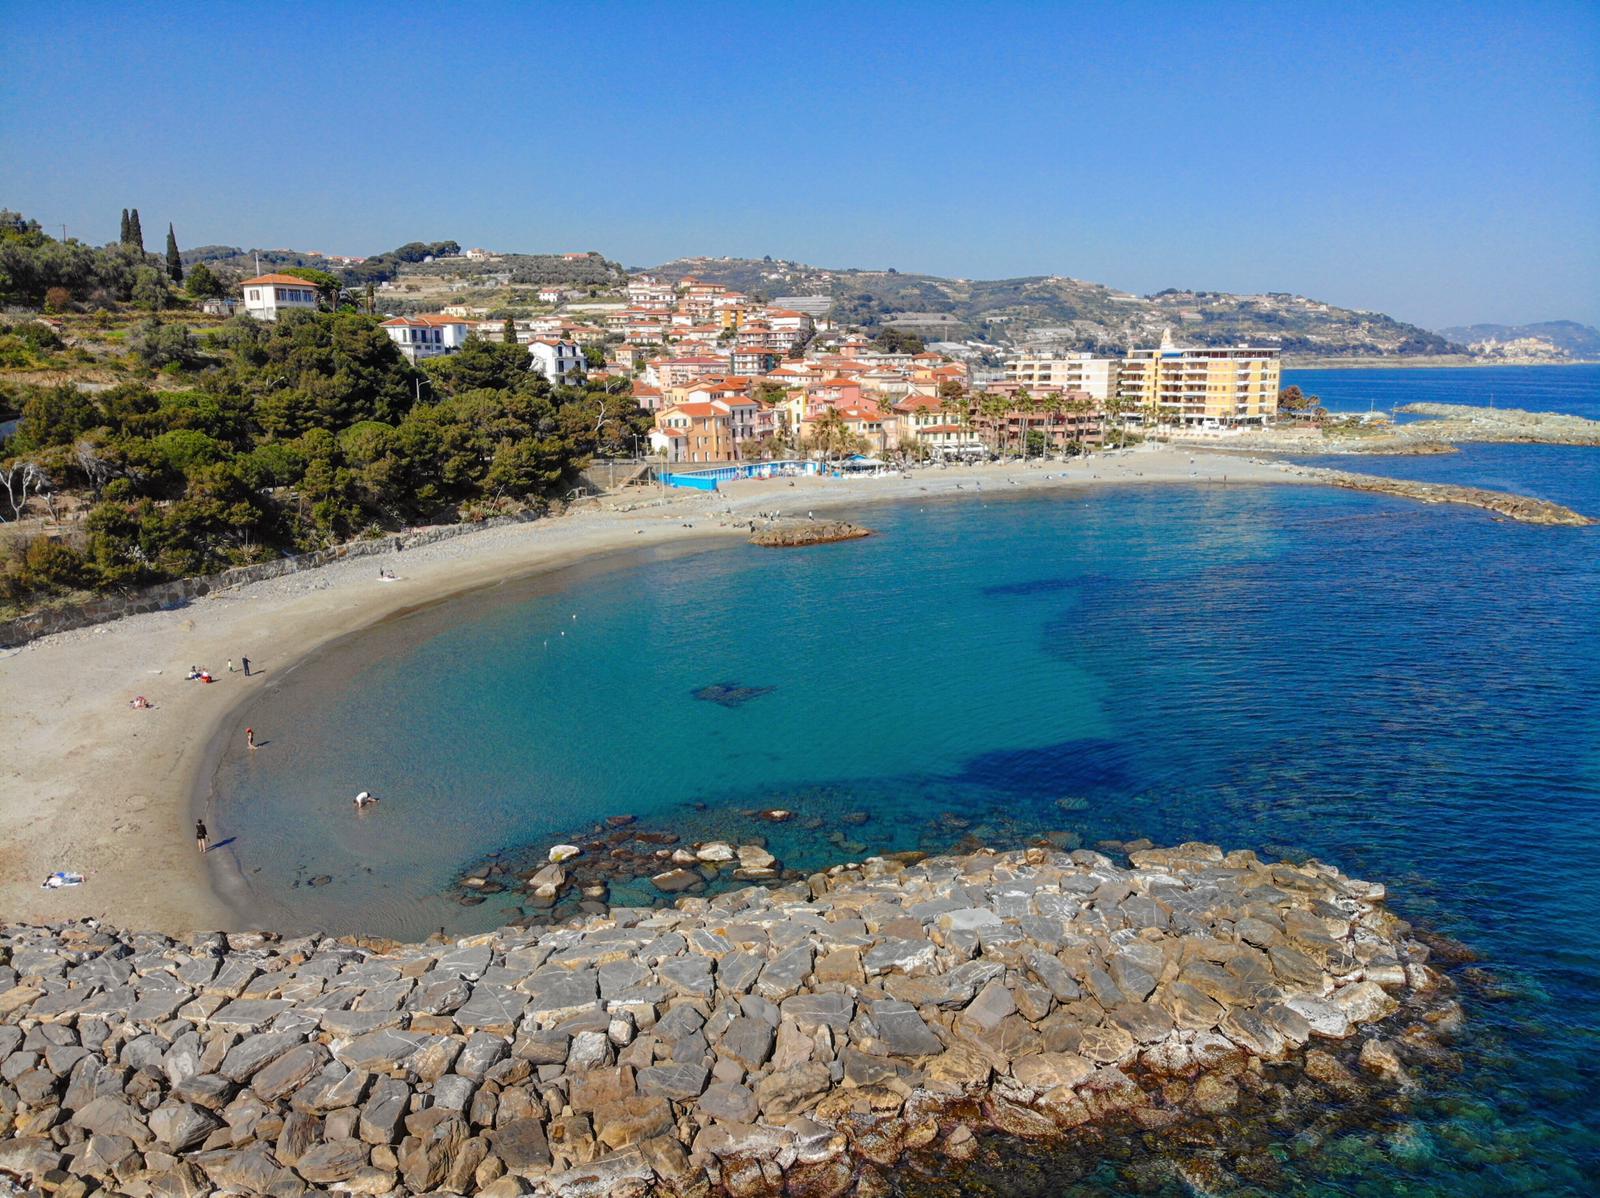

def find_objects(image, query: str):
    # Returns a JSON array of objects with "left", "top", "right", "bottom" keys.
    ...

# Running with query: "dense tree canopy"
[
  {"left": 0, "top": 310, "right": 653, "bottom": 613},
  {"left": 0, "top": 209, "right": 162, "bottom": 308}
]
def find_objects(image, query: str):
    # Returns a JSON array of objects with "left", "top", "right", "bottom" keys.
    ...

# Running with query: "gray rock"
[
  {"left": 333, "top": 1028, "right": 430, "bottom": 1072},
  {"left": 717, "top": 1016, "right": 775, "bottom": 1069},
  {"left": 637, "top": 1061, "right": 709, "bottom": 1100},
  {"left": 698, "top": 1081, "right": 759, "bottom": 1122},
  {"left": 863, "top": 937, "right": 938, "bottom": 975},
  {"left": 781, "top": 992, "right": 855, "bottom": 1031},
  {"left": 523, "top": 969, "right": 598, "bottom": 1018},
  {"left": 868, "top": 999, "right": 945, "bottom": 1057},
  {"left": 755, "top": 944, "right": 815, "bottom": 1002},
  {"left": 658, "top": 954, "right": 715, "bottom": 998},
  {"left": 959, "top": 979, "right": 1017, "bottom": 1032},
  {"left": 435, "top": 944, "right": 493, "bottom": 979},
  {"left": 204, "top": 998, "right": 290, "bottom": 1033},
  {"left": 453, "top": 984, "right": 527, "bottom": 1034},
  {"left": 70, "top": 1093, "right": 149, "bottom": 1143},
  {"left": 716, "top": 951, "right": 766, "bottom": 994},
  {"left": 431, "top": 1072, "right": 477, "bottom": 1111},
  {"left": 219, "top": 1031, "right": 303, "bottom": 1082},
  {"left": 359, "top": 1074, "right": 411, "bottom": 1144}
]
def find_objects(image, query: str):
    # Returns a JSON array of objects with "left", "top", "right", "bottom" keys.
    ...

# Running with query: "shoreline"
[{"left": 0, "top": 443, "right": 1568, "bottom": 936}]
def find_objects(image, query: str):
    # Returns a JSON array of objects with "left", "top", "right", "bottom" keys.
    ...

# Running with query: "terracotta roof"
[{"left": 242, "top": 274, "right": 320, "bottom": 287}]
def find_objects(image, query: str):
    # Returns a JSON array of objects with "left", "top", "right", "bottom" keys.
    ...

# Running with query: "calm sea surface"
[{"left": 214, "top": 366, "right": 1600, "bottom": 1195}]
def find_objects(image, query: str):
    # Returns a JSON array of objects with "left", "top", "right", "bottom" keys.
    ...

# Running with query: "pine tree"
[
  {"left": 503, "top": 316, "right": 518, "bottom": 345},
  {"left": 165, "top": 224, "right": 183, "bottom": 283},
  {"left": 119, "top": 209, "right": 130, "bottom": 244},
  {"left": 128, "top": 209, "right": 144, "bottom": 252}
]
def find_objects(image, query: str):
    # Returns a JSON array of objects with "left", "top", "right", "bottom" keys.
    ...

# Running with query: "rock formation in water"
[
  {"left": 0, "top": 843, "right": 1456, "bottom": 1197},
  {"left": 749, "top": 521, "right": 872, "bottom": 547},
  {"left": 1394, "top": 403, "right": 1600, "bottom": 446},
  {"left": 1305, "top": 467, "right": 1595, "bottom": 526}
]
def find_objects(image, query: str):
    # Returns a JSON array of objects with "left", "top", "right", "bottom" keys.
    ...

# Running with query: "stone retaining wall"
[
  {"left": 0, "top": 843, "right": 1455, "bottom": 1197},
  {"left": 0, "top": 512, "right": 547, "bottom": 649}
]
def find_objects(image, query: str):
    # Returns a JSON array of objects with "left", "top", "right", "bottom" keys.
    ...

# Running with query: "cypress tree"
[
  {"left": 120, "top": 209, "right": 130, "bottom": 244},
  {"left": 165, "top": 224, "right": 183, "bottom": 283},
  {"left": 128, "top": 209, "right": 144, "bottom": 252},
  {"left": 503, "top": 316, "right": 517, "bottom": 345}
]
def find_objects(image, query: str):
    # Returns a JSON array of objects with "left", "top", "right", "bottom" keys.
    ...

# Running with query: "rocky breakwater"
[
  {"left": 0, "top": 843, "right": 1455, "bottom": 1198},
  {"left": 1396, "top": 402, "right": 1600, "bottom": 446},
  {"left": 749, "top": 520, "right": 872, "bottom": 548},
  {"left": 1305, "top": 466, "right": 1595, "bottom": 526}
]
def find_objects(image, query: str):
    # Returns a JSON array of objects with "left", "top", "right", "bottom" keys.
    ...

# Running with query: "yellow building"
[{"left": 1117, "top": 336, "right": 1280, "bottom": 427}]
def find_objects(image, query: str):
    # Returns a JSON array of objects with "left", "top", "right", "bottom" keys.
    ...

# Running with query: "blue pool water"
[{"left": 213, "top": 366, "right": 1599, "bottom": 1194}]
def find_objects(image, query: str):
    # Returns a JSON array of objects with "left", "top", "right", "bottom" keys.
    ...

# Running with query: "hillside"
[
  {"left": 1436, "top": 320, "right": 1600, "bottom": 360},
  {"left": 182, "top": 243, "right": 626, "bottom": 290},
  {"left": 646, "top": 256, "right": 1460, "bottom": 358}
]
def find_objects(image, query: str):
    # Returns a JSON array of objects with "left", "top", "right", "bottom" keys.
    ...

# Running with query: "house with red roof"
[
  {"left": 379, "top": 314, "right": 472, "bottom": 361},
  {"left": 240, "top": 274, "right": 320, "bottom": 321}
]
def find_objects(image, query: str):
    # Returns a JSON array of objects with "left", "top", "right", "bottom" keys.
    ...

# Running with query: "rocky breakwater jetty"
[
  {"left": 1396, "top": 402, "right": 1600, "bottom": 446},
  {"left": 749, "top": 520, "right": 872, "bottom": 548},
  {"left": 0, "top": 843, "right": 1455, "bottom": 1198},
  {"left": 1303, "top": 466, "right": 1595, "bottom": 526}
]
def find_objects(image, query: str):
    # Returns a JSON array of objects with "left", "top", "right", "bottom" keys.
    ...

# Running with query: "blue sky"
[{"left": 4, "top": 1, "right": 1596, "bottom": 329}]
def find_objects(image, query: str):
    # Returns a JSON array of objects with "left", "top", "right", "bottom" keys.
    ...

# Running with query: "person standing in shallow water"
[{"left": 195, "top": 820, "right": 208, "bottom": 853}]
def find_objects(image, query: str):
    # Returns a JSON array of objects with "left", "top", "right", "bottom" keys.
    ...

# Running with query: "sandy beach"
[{"left": 0, "top": 446, "right": 1291, "bottom": 933}]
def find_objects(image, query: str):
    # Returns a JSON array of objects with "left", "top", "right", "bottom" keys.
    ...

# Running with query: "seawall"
[{"left": 0, "top": 842, "right": 1457, "bottom": 1197}]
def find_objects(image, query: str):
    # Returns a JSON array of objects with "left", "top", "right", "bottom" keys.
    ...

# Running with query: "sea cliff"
[{"left": 0, "top": 843, "right": 1456, "bottom": 1197}]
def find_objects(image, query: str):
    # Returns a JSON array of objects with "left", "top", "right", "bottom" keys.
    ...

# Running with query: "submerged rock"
[{"left": 693, "top": 681, "right": 777, "bottom": 708}]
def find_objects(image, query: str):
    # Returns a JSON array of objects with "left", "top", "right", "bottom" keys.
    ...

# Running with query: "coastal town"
[{"left": 297, "top": 268, "right": 1284, "bottom": 468}]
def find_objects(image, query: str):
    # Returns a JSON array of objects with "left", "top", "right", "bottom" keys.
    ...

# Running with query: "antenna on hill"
[{"left": 255, "top": 252, "right": 261, "bottom": 277}]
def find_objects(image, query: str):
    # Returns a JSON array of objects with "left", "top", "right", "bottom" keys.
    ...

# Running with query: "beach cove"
[{"left": 0, "top": 447, "right": 1289, "bottom": 935}]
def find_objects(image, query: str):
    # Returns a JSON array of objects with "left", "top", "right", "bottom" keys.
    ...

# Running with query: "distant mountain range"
[
  {"left": 1435, "top": 321, "right": 1600, "bottom": 360},
  {"left": 645, "top": 256, "right": 1462, "bottom": 358}
]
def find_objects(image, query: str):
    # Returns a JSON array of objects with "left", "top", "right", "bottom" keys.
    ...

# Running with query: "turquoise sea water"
[{"left": 213, "top": 366, "right": 1599, "bottom": 1194}]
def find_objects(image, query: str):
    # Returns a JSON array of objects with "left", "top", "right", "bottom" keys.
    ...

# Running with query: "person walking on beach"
[
  {"left": 196, "top": 820, "right": 209, "bottom": 854},
  {"left": 241, "top": 656, "right": 251, "bottom": 677},
  {"left": 246, "top": 727, "right": 256, "bottom": 751},
  {"left": 228, "top": 659, "right": 235, "bottom": 673}
]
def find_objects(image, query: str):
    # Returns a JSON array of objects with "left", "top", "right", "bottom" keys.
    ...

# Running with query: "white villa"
[
  {"left": 528, "top": 339, "right": 585, "bottom": 383},
  {"left": 379, "top": 315, "right": 472, "bottom": 362},
  {"left": 240, "top": 274, "right": 319, "bottom": 321}
]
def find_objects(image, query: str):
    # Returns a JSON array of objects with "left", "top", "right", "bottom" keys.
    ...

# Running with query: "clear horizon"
[{"left": 3, "top": 0, "right": 1596, "bottom": 330}]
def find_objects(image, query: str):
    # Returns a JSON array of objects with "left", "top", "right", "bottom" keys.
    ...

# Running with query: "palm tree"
[{"left": 812, "top": 408, "right": 848, "bottom": 464}]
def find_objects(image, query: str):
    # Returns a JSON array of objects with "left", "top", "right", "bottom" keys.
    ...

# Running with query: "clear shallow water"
[{"left": 213, "top": 366, "right": 1599, "bottom": 1194}]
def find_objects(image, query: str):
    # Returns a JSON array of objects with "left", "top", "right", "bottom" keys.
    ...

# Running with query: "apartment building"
[
  {"left": 1004, "top": 351, "right": 1119, "bottom": 402},
  {"left": 1118, "top": 342, "right": 1280, "bottom": 426}
]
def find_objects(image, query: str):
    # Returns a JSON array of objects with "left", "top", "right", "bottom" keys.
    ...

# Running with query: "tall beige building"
[
  {"left": 1117, "top": 338, "right": 1280, "bottom": 426},
  {"left": 1004, "top": 351, "right": 1119, "bottom": 401}
]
